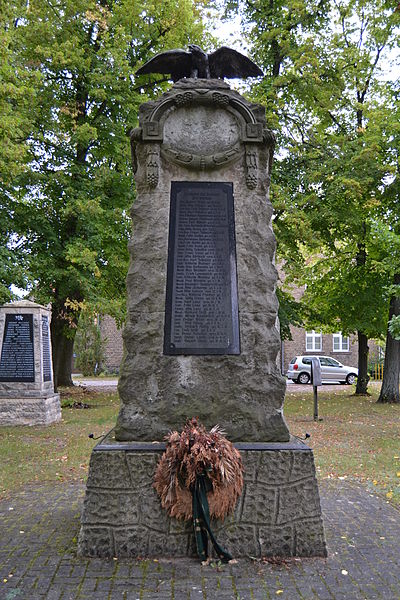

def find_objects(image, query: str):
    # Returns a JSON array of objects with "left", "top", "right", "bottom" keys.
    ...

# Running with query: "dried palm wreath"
[{"left": 154, "top": 417, "right": 244, "bottom": 562}]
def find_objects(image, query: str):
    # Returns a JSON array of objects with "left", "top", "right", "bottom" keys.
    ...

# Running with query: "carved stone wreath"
[{"left": 131, "top": 85, "right": 275, "bottom": 188}]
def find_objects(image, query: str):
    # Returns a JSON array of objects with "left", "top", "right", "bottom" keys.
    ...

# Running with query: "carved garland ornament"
[
  {"left": 161, "top": 144, "right": 243, "bottom": 171},
  {"left": 146, "top": 146, "right": 159, "bottom": 187},
  {"left": 245, "top": 148, "right": 258, "bottom": 190}
]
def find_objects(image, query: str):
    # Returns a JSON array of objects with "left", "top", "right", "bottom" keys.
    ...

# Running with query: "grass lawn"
[
  {"left": 0, "top": 386, "right": 119, "bottom": 500},
  {"left": 0, "top": 384, "right": 399, "bottom": 506},
  {"left": 285, "top": 385, "right": 400, "bottom": 506}
]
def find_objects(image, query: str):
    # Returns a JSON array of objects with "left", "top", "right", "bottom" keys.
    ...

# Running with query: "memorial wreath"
[{"left": 154, "top": 417, "right": 243, "bottom": 561}]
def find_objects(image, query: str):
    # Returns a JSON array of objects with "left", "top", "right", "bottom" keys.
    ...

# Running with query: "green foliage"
[
  {"left": 299, "top": 244, "right": 389, "bottom": 338},
  {"left": 0, "top": 1, "right": 41, "bottom": 303},
  {"left": 235, "top": 0, "right": 400, "bottom": 347},
  {"left": 1, "top": 0, "right": 212, "bottom": 377},
  {"left": 74, "top": 313, "right": 104, "bottom": 376},
  {"left": 277, "top": 287, "right": 306, "bottom": 340},
  {"left": 389, "top": 315, "right": 400, "bottom": 340}
]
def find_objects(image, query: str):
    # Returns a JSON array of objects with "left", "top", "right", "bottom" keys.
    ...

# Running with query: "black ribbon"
[{"left": 192, "top": 473, "right": 232, "bottom": 563}]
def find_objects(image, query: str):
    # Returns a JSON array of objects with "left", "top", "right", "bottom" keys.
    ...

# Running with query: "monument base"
[
  {"left": 78, "top": 431, "right": 327, "bottom": 558},
  {"left": 0, "top": 394, "right": 61, "bottom": 426}
]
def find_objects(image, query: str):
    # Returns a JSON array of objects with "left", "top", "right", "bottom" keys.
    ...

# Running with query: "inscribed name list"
[
  {"left": 164, "top": 182, "right": 240, "bottom": 355},
  {"left": 42, "top": 315, "right": 52, "bottom": 382},
  {"left": 0, "top": 314, "right": 35, "bottom": 382}
]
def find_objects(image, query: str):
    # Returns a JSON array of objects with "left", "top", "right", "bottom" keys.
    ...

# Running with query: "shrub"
[{"left": 74, "top": 314, "right": 104, "bottom": 376}]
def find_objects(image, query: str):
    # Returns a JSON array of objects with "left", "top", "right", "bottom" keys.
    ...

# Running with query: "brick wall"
[{"left": 99, "top": 315, "right": 124, "bottom": 373}]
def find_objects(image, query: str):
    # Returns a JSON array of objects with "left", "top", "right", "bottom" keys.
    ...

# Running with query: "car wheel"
[
  {"left": 346, "top": 373, "right": 357, "bottom": 385},
  {"left": 298, "top": 372, "right": 310, "bottom": 384}
]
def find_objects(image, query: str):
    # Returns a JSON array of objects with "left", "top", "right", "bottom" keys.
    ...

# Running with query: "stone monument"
[
  {"left": 0, "top": 300, "right": 61, "bottom": 425},
  {"left": 79, "top": 68, "right": 326, "bottom": 558}
]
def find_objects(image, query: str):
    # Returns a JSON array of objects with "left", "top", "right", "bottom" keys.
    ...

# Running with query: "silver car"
[{"left": 286, "top": 355, "right": 358, "bottom": 385}]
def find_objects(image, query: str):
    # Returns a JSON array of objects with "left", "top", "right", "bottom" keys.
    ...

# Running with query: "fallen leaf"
[{"left": 386, "top": 491, "right": 393, "bottom": 499}]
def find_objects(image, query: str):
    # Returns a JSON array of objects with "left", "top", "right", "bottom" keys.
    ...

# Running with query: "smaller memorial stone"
[{"left": 0, "top": 300, "right": 61, "bottom": 426}]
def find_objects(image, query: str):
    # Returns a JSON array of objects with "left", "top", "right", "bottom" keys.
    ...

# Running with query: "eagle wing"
[
  {"left": 208, "top": 47, "right": 263, "bottom": 79},
  {"left": 136, "top": 49, "right": 192, "bottom": 82}
]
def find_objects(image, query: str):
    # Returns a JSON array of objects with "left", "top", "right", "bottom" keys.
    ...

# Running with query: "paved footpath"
[{"left": 1, "top": 480, "right": 399, "bottom": 600}]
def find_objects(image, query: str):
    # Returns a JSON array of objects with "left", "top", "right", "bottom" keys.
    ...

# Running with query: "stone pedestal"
[
  {"left": 78, "top": 431, "right": 327, "bottom": 558},
  {"left": 0, "top": 300, "right": 61, "bottom": 425}
]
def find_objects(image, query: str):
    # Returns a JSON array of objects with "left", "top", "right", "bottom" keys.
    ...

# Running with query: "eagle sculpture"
[{"left": 136, "top": 44, "right": 263, "bottom": 82}]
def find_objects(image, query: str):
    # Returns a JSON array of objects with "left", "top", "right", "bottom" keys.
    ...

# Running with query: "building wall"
[{"left": 99, "top": 315, "right": 124, "bottom": 373}]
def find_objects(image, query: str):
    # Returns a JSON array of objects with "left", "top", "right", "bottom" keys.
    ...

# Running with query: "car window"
[
  {"left": 318, "top": 357, "right": 342, "bottom": 367},
  {"left": 302, "top": 357, "right": 312, "bottom": 365},
  {"left": 319, "top": 357, "right": 330, "bottom": 366},
  {"left": 326, "top": 358, "right": 341, "bottom": 367},
  {"left": 290, "top": 358, "right": 296, "bottom": 365}
]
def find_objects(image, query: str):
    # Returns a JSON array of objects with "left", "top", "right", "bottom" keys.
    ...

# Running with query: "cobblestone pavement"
[{"left": 1, "top": 480, "right": 399, "bottom": 600}]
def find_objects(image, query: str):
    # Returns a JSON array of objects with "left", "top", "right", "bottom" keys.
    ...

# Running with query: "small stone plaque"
[
  {"left": 42, "top": 315, "right": 52, "bottom": 382},
  {"left": 164, "top": 181, "right": 240, "bottom": 355},
  {"left": 0, "top": 314, "right": 35, "bottom": 382}
]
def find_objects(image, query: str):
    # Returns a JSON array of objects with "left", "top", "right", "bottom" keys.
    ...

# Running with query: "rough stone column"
[{"left": 115, "top": 79, "right": 289, "bottom": 442}]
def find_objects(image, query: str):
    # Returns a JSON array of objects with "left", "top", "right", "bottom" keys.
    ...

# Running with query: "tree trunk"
[
  {"left": 51, "top": 306, "right": 78, "bottom": 390},
  {"left": 57, "top": 334, "right": 75, "bottom": 388},
  {"left": 355, "top": 331, "right": 369, "bottom": 394},
  {"left": 377, "top": 275, "right": 400, "bottom": 404},
  {"left": 354, "top": 231, "right": 370, "bottom": 395}
]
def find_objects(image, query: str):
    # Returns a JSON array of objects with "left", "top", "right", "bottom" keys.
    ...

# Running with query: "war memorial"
[
  {"left": 0, "top": 299, "right": 61, "bottom": 425},
  {"left": 78, "top": 46, "right": 327, "bottom": 559}
]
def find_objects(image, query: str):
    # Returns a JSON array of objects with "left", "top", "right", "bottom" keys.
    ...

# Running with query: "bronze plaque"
[
  {"left": 42, "top": 315, "right": 52, "bottom": 382},
  {"left": 0, "top": 314, "right": 35, "bottom": 382},
  {"left": 164, "top": 182, "right": 240, "bottom": 355}
]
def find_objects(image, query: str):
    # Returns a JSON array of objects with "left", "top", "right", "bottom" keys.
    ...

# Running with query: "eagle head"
[{"left": 188, "top": 44, "right": 207, "bottom": 58}]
